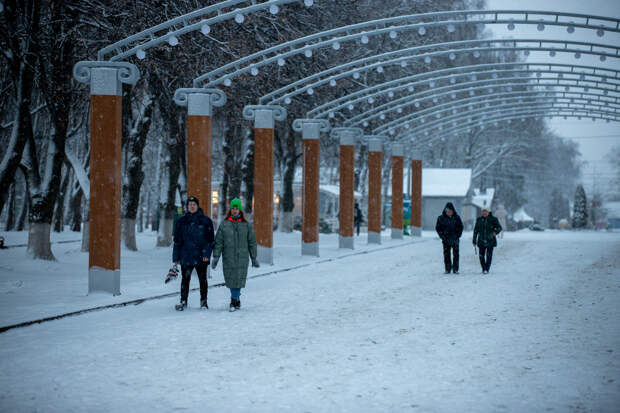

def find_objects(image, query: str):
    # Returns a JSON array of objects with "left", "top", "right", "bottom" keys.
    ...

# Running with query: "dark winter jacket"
[
  {"left": 435, "top": 202, "right": 464, "bottom": 246},
  {"left": 354, "top": 205, "right": 364, "bottom": 225},
  {"left": 473, "top": 213, "right": 502, "bottom": 247},
  {"left": 212, "top": 215, "right": 258, "bottom": 289},
  {"left": 172, "top": 208, "right": 215, "bottom": 266}
]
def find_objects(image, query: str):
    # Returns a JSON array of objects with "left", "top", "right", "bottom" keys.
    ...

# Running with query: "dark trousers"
[
  {"left": 180, "top": 263, "right": 208, "bottom": 302},
  {"left": 442, "top": 242, "right": 459, "bottom": 272},
  {"left": 355, "top": 222, "right": 361, "bottom": 236},
  {"left": 478, "top": 246, "right": 494, "bottom": 271}
]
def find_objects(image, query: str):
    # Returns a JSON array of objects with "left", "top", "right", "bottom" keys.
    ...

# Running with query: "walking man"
[
  {"left": 172, "top": 196, "right": 215, "bottom": 310},
  {"left": 473, "top": 207, "right": 502, "bottom": 274},
  {"left": 354, "top": 202, "right": 364, "bottom": 236},
  {"left": 435, "top": 202, "right": 464, "bottom": 274}
]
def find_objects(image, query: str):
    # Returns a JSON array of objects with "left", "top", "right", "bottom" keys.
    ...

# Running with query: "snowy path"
[{"left": 0, "top": 231, "right": 619, "bottom": 412}]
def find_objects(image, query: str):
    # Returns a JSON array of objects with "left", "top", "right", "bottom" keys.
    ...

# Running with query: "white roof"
[
  {"left": 422, "top": 168, "right": 472, "bottom": 197},
  {"left": 513, "top": 206, "right": 534, "bottom": 222},
  {"left": 471, "top": 188, "right": 495, "bottom": 209},
  {"left": 320, "top": 184, "right": 362, "bottom": 199},
  {"left": 603, "top": 202, "right": 620, "bottom": 218}
]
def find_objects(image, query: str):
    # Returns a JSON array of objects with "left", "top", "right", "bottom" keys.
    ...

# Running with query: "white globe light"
[
  {"left": 269, "top": 4, "right": 279, "bottom": 14},
  {"left": 332, "top": 41, "right": 340, "bottom": 50},
  {"left": 597, "top": 28, "right": 605, "bottom": 37},
  {"left": 408, "top": 86, "right": 414, "bottom": 92},
  {"left": 224, "top": 78, "right": 232, "bottom": 87},
  {"left": 307, "top": 87, "right": 314, "bottom": 95},
  {"left": 348, "top": 104, "right": 354, "bottom": 111},
  {"left": 328, "top": 112, "right": 335, "bottom": 118},
  {"left": 400, "top": 61, "right": 408, "bottom": 68},
  {"left": 235, "top": 13, "right": 245, "bottom": 24},
  {"left": 574, "top": 52, "right": 581, "bottom": 59},
  {"left": 418, "top": 27, "right": 426, "bottom": 36},
  {"left": 600, "top": 55, "right": 607, "bottom": 62},
  {"left": 450, "top": 77, "right": 456, "bottom": 84},
  {"left": 429, "top": 81, "right": 435, "bottom": 87},
  {"left": 251, "top": 67, "right": 259, "bottom": 76},
  {"left": 449, "top": 53, "right": 456, "bottom": 60},
  {"left": 388, "top": 91, "right": 394, "bottom": 98},
  {"left": 329, "top": 79, "right": 337, "bottom": 87},
  {"left": 284, "top": 97, "right": 292, "bottom": 104},
  {"left": 353, "top": 72, "right": 360, "bottom": 79},
  {"left": 201, "top": 24, "right": 211, "bottom": 35},
  {"left": 390, "top": 130, "right": 395, "bottom": 135},
  {"left": 168, "top": 35, "right": 179, "bottom": 46},
  {"left": 361, "top": 35, "right": 369, "bottom": 44},
  {"left": 414, "top": 102, "right": 420, "bottom": 107},
  {"left": 451, "top": 93, "right": 456, "bottom": 99},
  {"left": 380, "top": 114, "right": 386, "bottom": 120},
  {"left": 473, "top": 51, "right": 480, "bottom": 58},
  {"left": 363, "top": 121, "right": 369, "bottom": 127},
  {"left": 433, "top": 98, "right": 438, "bottom": 103},
  {"left": 537, "top": 22, "right": 545, "bottom": 31},
  {"left": 567, "top": 24, "right": 575, "bottom": 34},
  {"left": 424, "top": 56, "right": 431, "bottom": 64},
  {"left": 304, "top": 0, "right": 314, "bottom": 6},
  {"left": 136, "top": 49, "right": 146, "bottom": 60},
  {"left": 278, "top": 58, "right": 285, "bottom": 66},
  {"left": 377, "top": 66, "right": 383, "bottom": 73},
  {"left": 549, "top": 50, "right": 556, "bottom": 57},
  {"left": 389, "top": 30, "right": 397, "bottom": 39},
  {"left": 507, "top": 22, "right": 515, "bottom": 31},
  {"left": 368, "top": 97, "right": 375, "bottom": 104},
  {"left": 304, "top": 49, "right": 313, "bottom": 58},
  {"left": 447, "top": 24, "right": 455, "bottom": 33},
  {"left": 397, "top": 108, "right": 403, "bottom": 113}
]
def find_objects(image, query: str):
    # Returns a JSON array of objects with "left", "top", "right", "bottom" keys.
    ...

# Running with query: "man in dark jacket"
[
  {"left": 435, "top": 202, "right": 464, "bottom": 274},
  {"left": 473, "top": 207, "right": 502, "bottom": 274},
  {"left": 172, "top": 196, "right": 215, "bottom": 310},
  {"left": 354, "top": 202, "right": 363, "bottom": 236}
]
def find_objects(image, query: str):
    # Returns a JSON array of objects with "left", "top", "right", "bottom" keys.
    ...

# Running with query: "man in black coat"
[
  {"left": 435, "top": 202, "right": 464, "bottom": 274},
  {"left": 172, "top": 196, "right": 215, "bottom": 310},
  {"left": 354, "top": 202, "right": 364, "bottom": 236},
  {"left": 473, "top": 207, "right": 502, "bottom": 274}
]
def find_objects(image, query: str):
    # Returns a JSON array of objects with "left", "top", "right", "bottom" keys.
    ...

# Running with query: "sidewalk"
[{"left": 0, "top": 229, "right": 426, "bottom": 327}]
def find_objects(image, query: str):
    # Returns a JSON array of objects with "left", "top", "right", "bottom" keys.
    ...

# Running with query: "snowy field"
[{"left": 0, "top": 229, "right": 619, "bottom": 412}]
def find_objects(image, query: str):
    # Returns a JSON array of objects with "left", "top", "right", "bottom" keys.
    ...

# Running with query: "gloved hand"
[
  {"left": 211, "top": 257, "right": 219, "bottom": 270},
  {"left": 251, "top": 257, "right": 260, "bottom": 268}
]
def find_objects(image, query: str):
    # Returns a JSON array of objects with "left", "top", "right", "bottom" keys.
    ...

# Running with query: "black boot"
[
  {"left": 175, "top": 300, "right": 187, "bottom": 311},
  {"left": 234, "top": 298, "right": 241, "bottom": 310},
  {"left": 229, "top": 299, "right": 236, "bottom": 312},
  {"left": 200, "top": 299, "right": 208, "bottom": 309}
]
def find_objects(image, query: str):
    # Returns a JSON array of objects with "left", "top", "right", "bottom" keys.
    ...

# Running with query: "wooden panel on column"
[
  {"left": 411, "top": 158, "right": 423, "bottom": 236},
  {"left": 391, "top": 144, "right": 404, "bottom": 239},
  {"left": 253, "top": 113, "right": 274, "bottom": 265},
  {"left": 339, "top": 134, "right": 355, "bottom": 249},
  {"left": 89, "top": 68, "right": 122, "bottom": 295},
  {"left": 301, "top": 123, "right": 320, "bottom": 256},
  {"left": 187, "top": 115, "right": 212, "bottom": 215},
  {"left": 367, "top": 139, "right": 383, "bottom": 244}
]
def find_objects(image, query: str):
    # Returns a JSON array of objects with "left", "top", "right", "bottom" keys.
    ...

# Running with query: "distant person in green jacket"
[
  {"left": 211, "top": 198, "right": 259, "bottom": 312},
  {"left": 473, "top": 207, "right": 502, "bottom": 274}
]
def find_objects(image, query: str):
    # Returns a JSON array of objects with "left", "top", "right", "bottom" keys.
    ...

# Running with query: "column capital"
[
  {"left": 368, "top": 138, "right": 383, "bottom": 153},
  {"left": 409, "top": 151, "right": 423, "bottom": 161},
  {"left": 73, "top": 61, "right": 141, "bottom": 84},
  {"left": 292, "top": 118, "right": 330, "bottom": 134},
  {"left": 174, "top": 88, "right": 226, "bottom": 116},
  {"left": 391, "top": 143, "right": 404, "bottom": 157},
  {"left": 331, "top": 127, "right": 363, "bottom": 145},
  {"left": 243, "top": 105, "right": 287, "bottom": 129}
]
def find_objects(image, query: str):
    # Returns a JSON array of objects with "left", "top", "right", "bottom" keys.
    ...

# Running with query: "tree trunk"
[
  {"left": 27, "top": 223, "right": 54, "bottom": 260},
  {"left": 69, "top": 184, "right": 83, "bottom": 232},
  {"left": 16, "top": 167, "right": 29, "bottom": 231},
  {"left": 121, "top": 90, "right": 153, "bottom": 251},
  {"left": 81, "top": 206, "right": 89, "bottom": 252},
  {"left": 53, "top": 166, "right": 70, "bottom": 232},
  {"left": 4, "top": 184, "right": 16, "bottom": 231},
  {"left": 280, "top": 128, "right": 298, "bottom": 233}
]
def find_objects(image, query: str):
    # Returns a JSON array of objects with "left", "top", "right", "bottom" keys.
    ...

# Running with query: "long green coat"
[
  {"left": 473, "top": 213, "right": 502, "bottom": 247},
  {"left": 212, "top": 218, "right": 258, "bottom": 288}
]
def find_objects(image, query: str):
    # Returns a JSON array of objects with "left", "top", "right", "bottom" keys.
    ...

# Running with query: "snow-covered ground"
[{"left": 0, "top": 229, "right": 619, "bottom": 412}]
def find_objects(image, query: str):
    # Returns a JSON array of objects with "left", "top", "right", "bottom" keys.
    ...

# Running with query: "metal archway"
[{"left": 189, "top": 10, "right": 620, "bottom": 87}]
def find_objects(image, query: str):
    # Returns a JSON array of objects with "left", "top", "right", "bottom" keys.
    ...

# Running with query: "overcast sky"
[{"left": 485, "top": 0, "right": 620, "bottom": 196}]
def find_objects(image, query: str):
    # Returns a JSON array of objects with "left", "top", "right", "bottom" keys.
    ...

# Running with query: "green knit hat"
[{"left": 230, "top": 198, "right": 242, "bottom": 210}]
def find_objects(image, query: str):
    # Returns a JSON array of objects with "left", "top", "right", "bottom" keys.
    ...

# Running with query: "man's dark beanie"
[{"left": 187, "top": 196, "right": 199, "bottom": 206}]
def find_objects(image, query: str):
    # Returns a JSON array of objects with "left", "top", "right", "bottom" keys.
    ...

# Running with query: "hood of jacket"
[{"left": 442, "top": 202, "right": 458, "bottom": 216}]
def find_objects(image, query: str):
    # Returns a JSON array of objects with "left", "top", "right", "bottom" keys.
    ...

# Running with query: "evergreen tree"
[{"left": 572, "top": 185, "right": 588, "bottom": 228}]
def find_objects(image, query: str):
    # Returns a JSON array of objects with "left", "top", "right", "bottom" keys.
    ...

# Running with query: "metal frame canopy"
[
  {"left": 189, "top": 10, "right": 619, "bottom": 88},
  {"left": 97, "top": 0, "right": 316, "bottom": 61},
  {"left": 308, "top": 63, "right": 620, "bottom": 121}
]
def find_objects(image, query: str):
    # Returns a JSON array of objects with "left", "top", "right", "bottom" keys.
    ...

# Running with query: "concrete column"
[
  {"left": 293, "top": 119, "right": 330, "bottom": 256},
  {"left": 73, "top": 61, "right": 140, "bottom": 295},
  {"left": 411, "top": 152, "right": 423, "bottom": 237},
  {"left": 338, "top": 131, "right": 356, "bottom": 249},
  {"left": 174, "top": 88, "right": 226, "bottom": 218},
  {"left": 367, "top": 139, "right": 383, "bottom": 244},
  {"left": 391, "top": 144, "right": 404, "bottom": 239},
  {"left": 243, "top": 105, "right": 287, "bottom": 265}
]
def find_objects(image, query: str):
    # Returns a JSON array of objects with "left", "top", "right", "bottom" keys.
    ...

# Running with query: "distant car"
[{"left": 529, "top": 223, "right": 545, "bottom": 231}]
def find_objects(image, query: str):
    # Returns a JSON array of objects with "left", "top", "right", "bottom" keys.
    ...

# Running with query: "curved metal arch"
[
  {"left": 190, "top": 11, "right": 620, "bottom": 87},
  {"left": 310, "top": 63, "right": 620, "bottom": 120},
  {"left": 389, "top": 104, "right": 620, "bottom": 140},
  {"left": 400, "top": 110, "right": 620, "bottom": 146},
  {"left": 258, "top": 39, "right": 620, "bottom": 106},
  {"left": 361, "top": 80, "right": 619, "bottom": 131},
  {"left": 363, "top": 91, "right": 619, "bottom": 134},
  {"left": 98, "top": 0, "right": 313, "bottom": 61}
]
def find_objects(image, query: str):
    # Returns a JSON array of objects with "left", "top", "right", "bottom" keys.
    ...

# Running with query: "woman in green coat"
[
  {"left": 211, "top": 198, "right": 259, "bottom": 311},
  {"left": 473, "top": 207, "right": 502, "bottom": 274}
]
